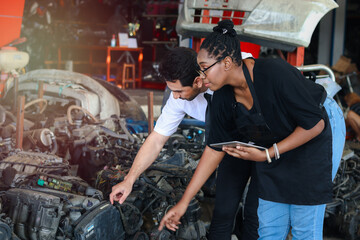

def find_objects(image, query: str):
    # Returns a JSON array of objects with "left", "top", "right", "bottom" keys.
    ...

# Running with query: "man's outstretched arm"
[{"left": 109, "top": 131, "right": 170, "bottom": 204}]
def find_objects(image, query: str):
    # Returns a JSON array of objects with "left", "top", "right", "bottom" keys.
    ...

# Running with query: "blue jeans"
[
  {"left": 323, "top": 96, "right": 346, "bottom": 180},
  {"left": 257, "top": 97, "right": 346, "bottom": 240}
]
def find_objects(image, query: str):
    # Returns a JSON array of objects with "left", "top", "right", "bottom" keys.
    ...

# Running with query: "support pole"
[
  {"left": 192, "top": 37, "right": 203, "bottom": 52},
  {"left": 287, "top": 47, "right": 305, "bottom": 66},
  {"left": 16, "top": 95, "right": 25, "bottom": 149},
  {"left": 13, "top": 76, "right": 19, "bottom": 112},
  {"left": 147, "top": 91, "right": 154, "bottom": 134}
]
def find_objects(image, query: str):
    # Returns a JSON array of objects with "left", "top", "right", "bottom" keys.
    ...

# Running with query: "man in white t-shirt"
[{"left": 110, "top": 47, "right": 258, "bottom": 240}]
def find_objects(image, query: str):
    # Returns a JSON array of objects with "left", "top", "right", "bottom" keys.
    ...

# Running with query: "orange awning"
[{"left": 0, "top": 0, "right": 25, "bottom": 47}]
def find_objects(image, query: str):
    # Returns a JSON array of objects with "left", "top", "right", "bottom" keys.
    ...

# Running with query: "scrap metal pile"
[
  {"left": 0, "top": 68, "right": 358, "bottom": 239},
  {"left": 324, "top": 147, "right": 360, "bottom": 240},
  {"left": 0, "top": 69, "right": 208, "bottom": 240}
]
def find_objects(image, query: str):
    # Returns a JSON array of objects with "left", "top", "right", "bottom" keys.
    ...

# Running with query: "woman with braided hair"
[{"left": 159, "top": 20, "right": 345, "bottom": 240}]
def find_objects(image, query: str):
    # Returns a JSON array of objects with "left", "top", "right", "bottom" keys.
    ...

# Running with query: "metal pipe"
[
  {"left": 13, "top": 76, "right": 19, "bottom": 112},
  {"left": 346, "top": 75, "right": 354, "bottom": 93},
  {"left": 296, "top": 64, "right": 336, "bottom": 82},
  {"left": 16, "top": 95, "right": 25, "bottom": 149},
  {"left": 338, "top": 72, "right": 357, "bottom": 93},
  {"left": 296, "top": 64, "right": 345, "bottom": 110}
]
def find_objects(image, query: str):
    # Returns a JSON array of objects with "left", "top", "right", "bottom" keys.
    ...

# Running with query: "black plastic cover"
[
  {"left": 5, "top": 188, "right": 63, "bottom": 240},
  {"left": 73, "top": 201, "right": 125, "bottom": 240}
]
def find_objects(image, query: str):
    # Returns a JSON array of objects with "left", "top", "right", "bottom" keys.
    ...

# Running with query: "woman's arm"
[
  {"left": 159, "top": 146, "right": 225, "bottom": 231},
  {"left": 223, "top": 119, "right": 325, "bottom": 161},
  {"left": 275, "top": 119, "right": 325, "bottom": 156}
]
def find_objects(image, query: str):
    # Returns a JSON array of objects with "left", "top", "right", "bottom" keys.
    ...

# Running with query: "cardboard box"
[
  {"left": 331, "top": 56, "right": 352, "bottom": 74},
  {"left": 346, "top": 63, "right": 359, "bottom": 74}
]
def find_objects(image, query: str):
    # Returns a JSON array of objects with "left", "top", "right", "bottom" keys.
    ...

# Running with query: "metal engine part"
[
  {"left": 0, "top": 213, "right": 20, "bottom": 240},
  {"left": 117, "top": 202, "right": 143, "bottom": 236},
  {"left": 24, "top": 128, "right": 53, "bottom": 147},
  {"left": 22, "top": 128, "right": 58, "bottom": 154},
  {"left": 18, "top": 173, "right": 103, "bottom": 199},
  {"left": 5, "top": 188, "right": 63, "bottom": 240},
  {"left": 0, "top": 220, "right": 11, "bottom": 240},
  {"left": 97, "top": 164, "right": 207, "bottom": 240},
  {"left": 2, "top": 186, "right": 105, "bottom": 240},
  {"left": 0, "top": 68, "right": 146, "bottom": 178},
  {"left": 73, "top": 201, "right": 125, "bottom": 240},
  {"left": 325, "top": 150, "right": 360, "bottom": 240},
  {"left": 0, "top": 49, "right": 29, "bottom": 73},
  {"left": 0, "top": 151, "right": 69, "bottom": 187}
]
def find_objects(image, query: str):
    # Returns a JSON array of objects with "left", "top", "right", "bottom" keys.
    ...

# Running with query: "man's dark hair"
[
  {"left": 159, "top": 47, "right": 200, "bottom": 87},
  {"left": 200, "top": 20, "right": 242, "bottom": 65}
]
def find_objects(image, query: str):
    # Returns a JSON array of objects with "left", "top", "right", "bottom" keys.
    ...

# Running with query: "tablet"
[{"left": 210, "top": 141, "right": 266, "bottom": 150}]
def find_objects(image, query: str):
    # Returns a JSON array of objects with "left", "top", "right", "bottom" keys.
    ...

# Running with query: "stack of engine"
[
  {"left": 324, "top": 149, "right": 360, "bottom": 240},
  {"left": 0, "top": 69, "right": 358, "bottom": 240},
  {"left": 0, "top": 69, "right": 208, "bottom": 240}
]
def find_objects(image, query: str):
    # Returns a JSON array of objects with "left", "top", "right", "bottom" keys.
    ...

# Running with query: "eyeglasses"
[{"left": 198, "top": 60, "right": 221, "bottom": 77}]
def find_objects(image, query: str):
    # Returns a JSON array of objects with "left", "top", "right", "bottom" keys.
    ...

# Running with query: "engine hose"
[
  {"left": 116, "top": 203, "right": 143, "bottom": 235},
  {"left": 141, "top": 196, "right": 161, "bottom": 215},
  {"left": 1, "top": 124, "right": 16, "bottom": 139},
  {"left": 146, "top": 183, "right": 170, "bottom": 197},
  {"left": 147, "top": 165, "right": 191, "bottom": 177},
  {"left": 333, "top": 175, "right": 350, "bottom": 190},
  {"left": 139, "top": 177, "right": 170, "bottom": 197},
  {"left": 24, "top": 98, "right": 48, "bottom": 114},
  {"left": 99, "top": 126, "right": 129, "bottom": 140},
  {"left": 73, "top": 130, "right": 99, "bottom": 148},
  {"left": 342, "top": 184, "right": 360, "bottom": 199},
  {"left": 5, "top": 111, "right": 16, "bottom": 122},
  {"left": 195, "top": 221, "right": 200, "bottom": 240},
  {"left": 67, "top": 105, "right": 98, "bottom": 125},
  {"left": 119, "top": 118, "right": 134, "bottom": 143}
]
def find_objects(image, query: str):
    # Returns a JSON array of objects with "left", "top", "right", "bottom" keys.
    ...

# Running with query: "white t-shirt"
[
  {"left": 154, "top": 89, "right": 213, "bottom": 136},
  {"left": 154, "top": 52, "right": 253, "bottom": 136}
]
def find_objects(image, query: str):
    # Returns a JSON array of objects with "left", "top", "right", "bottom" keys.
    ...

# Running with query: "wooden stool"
[{"left": 122, "top": 63, "right": 136, "bottom": 89}]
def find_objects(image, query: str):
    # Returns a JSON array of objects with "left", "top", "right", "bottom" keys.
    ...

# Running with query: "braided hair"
[{"left": 200, "top": 20, "right": 242, "bottom": 65}]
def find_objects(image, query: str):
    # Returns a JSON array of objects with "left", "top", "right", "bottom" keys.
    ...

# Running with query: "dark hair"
[
  {"left": 159, "top": 47, "right": 200, "bottom": 87},
  {"left": 200, "top": 20, "right": 242, "bottom": 65}
]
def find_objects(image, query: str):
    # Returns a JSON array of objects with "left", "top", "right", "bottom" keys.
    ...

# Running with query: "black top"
[{"left": 208, "top": 58, "right": 333, "bottom": 205}]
